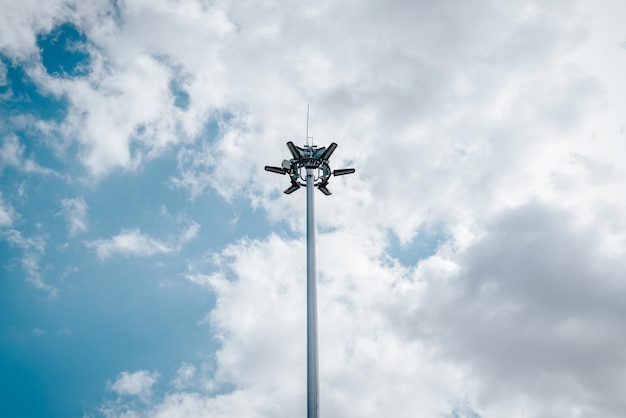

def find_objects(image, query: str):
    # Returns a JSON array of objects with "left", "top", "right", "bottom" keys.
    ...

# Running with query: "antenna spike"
[{"left": 306, "top": 105, "right": 310, "bottom": 146}]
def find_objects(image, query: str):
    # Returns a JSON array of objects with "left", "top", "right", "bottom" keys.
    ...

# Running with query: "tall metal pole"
[
  {"left": 265, "top": 136, "right": 355, "bottom": 418},
  {"left": 306, "top": 167, "right": 319, "bottom": 418}
]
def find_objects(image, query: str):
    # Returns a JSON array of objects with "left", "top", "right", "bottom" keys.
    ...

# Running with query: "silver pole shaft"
[{"left": 306, "top": 168, "right": 319, "bottom": 418}]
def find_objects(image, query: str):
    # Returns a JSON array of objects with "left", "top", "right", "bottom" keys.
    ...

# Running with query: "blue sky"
[{"left": 2, "top": 1, "right": 626, "bottom": 417}]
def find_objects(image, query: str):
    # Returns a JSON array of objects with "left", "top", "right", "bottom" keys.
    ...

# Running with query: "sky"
[{"left": 1, "top": 0, "right": 626, "bottom": 417}]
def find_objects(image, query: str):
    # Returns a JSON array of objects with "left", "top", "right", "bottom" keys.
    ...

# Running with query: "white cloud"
[
  {"left": 86, "top": 218, "right": 200, "bottom": 260},
  {"left": 100, "top": 206, "right": 626, "bottom": 417},
  {"left": 176, "top": 221, "right": 200, "bottom": 249},
  {"left": 169, "top": 363, "right": 197, "bottom": 391},
  {"left": 0, "top": 0, "right": 80, "bottom": 59},
  {"left": 3, "top": 0, "right": 626, "bottom": 416},
  {"left": 108, "top": 370, "right": 160, "bottom": 401},
  {"left": 87, "top": 229, "right": 172, "bottom": 260},
  {"left": 99, "top": 233, "right": 473, "bottom": 418},
  {"left": 0, "top": 227, "right": 57, "bottom": 296},
  {"left": 59, "top": 265, "right": 79, "bottom": 282},
  {"left": 0, "top": 192, "right": 17, "bottom": 227},
  {"left": 1, "top": 228, "right": 45, "bottom": 252},
  {"left": 0, "top": 135, "right": 55, "bottom": 175},
  {"left": 59, "top": 197, "right": 88, "bottom": 236},
  {"left": 20, "top": 251, "right": 57, "bottom": 297},
  {"left": 183, "top": 272, "right": 212, "bottom": 288},
  {"left": 92, "top": 1, "right": 626, "bottom": 413}
]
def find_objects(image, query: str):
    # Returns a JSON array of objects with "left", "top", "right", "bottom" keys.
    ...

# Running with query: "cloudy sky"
[{"left": 1, "top": 0, "right": 626, "bottom": 417}]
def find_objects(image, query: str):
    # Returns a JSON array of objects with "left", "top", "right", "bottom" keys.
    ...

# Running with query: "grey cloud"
[{"left": 406, "top": 204, "right": 626, "bottom": 416}]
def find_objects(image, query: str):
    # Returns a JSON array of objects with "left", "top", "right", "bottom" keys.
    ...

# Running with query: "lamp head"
[{"left": 266, "top": 141, "right": 353, "bottom": 196}]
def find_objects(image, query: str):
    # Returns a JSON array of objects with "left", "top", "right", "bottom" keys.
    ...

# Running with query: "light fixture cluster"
[{"left": 265, "top": 141, "right": 355, "bottom": 195}]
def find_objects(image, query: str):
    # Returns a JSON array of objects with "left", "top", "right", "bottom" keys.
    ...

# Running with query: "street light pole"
[
  {"left": 265, "top": 136, "right": 355, "bottom": 418},
  {"left": 306, "top": 167, "right": 319, "bottom": 418}
]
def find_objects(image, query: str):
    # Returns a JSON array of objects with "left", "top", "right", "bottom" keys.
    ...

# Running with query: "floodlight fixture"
[
  {"left": 284, "top": 181, "right": 301, "bottom": 194},
  {"left": 318, "top": 184, "right": 332, "bottom": 196},
  {"left": 319, "top": 142, "right": 337, "bottom": 161},
  {"left": 268, "top": 141, "right": 354, "bottom": 195},
  {"left": 287, "top": 141, "right": 303, "bottom": 161},
  {"left": 333, "top": 168, "right": 356, "bottom": 176},
  {"left": 265, "top": 113, "right": 355, "bottom": 418},
  {"left": 265, "top": 165, "right": 287, "bottom": 175}
]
